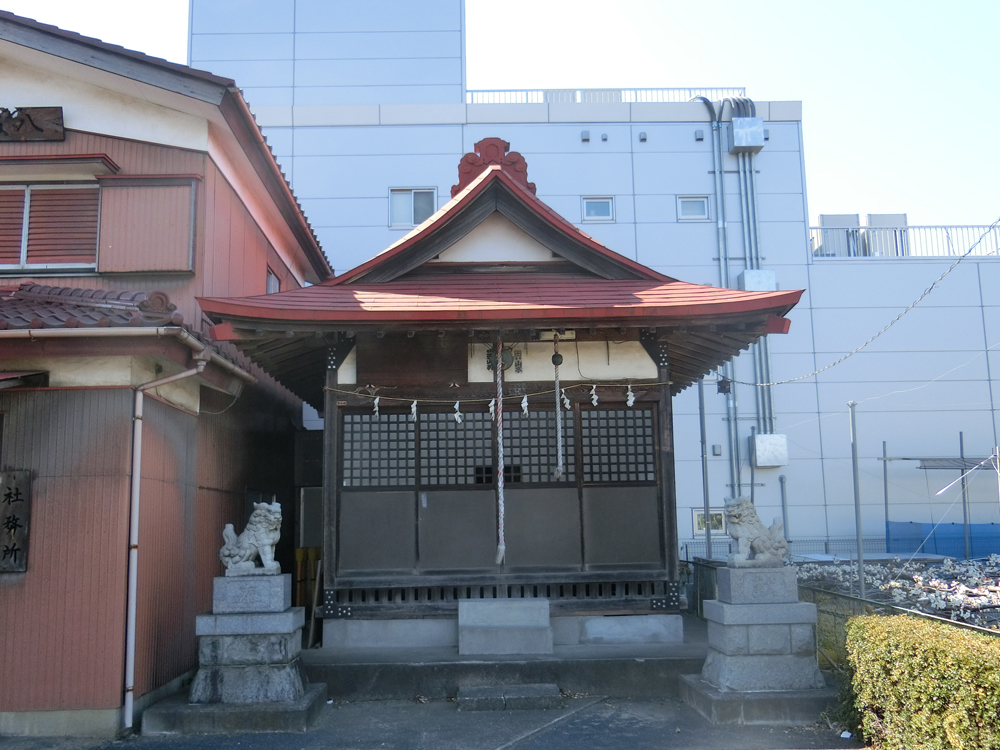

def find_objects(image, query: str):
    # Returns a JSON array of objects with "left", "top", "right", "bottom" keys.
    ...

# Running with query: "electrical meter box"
[
  {"left": 751, "top": 433, "right": 788, "bottom": 468},
  {"left": 728, "top": 117, "right": 765, "bottom": 154}
]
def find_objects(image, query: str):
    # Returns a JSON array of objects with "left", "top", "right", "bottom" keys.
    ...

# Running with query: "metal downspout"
[
  {"left": 694, "top": 95, "right": 741, "bottom": 497},
  {"left": 123, "top": 360, "right": 207, "bottom": 731}
]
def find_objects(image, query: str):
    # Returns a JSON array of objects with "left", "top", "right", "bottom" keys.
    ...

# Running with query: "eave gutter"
[{"left": 0, "top": 326, "right": 256, "bottom": 385}]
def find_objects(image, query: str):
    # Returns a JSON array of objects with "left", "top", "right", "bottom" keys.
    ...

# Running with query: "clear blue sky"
[{"left": 3, "top": 0, "right": 998, "bottom": 228}]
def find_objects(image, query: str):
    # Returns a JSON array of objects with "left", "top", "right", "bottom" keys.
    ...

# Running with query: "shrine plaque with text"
[
  {"left": 0, "top": 107, "right": 64, "bottom": 142},
  {"left": 1, "top": 472, "right": 31, "bottom": 573}
]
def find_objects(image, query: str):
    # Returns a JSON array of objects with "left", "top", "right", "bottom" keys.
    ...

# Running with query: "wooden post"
[
  {"left": 657, "top": 362, "right": 679, "bottom": 581},
  {"left": 322, "top": 356, "right": 340, "bottom": 600}
]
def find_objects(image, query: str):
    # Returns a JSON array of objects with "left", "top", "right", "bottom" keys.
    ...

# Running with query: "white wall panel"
[
  {"left": 756, "top": 193, "right": 806, "bottom": 223},
  {"left": 291, "top": 155, "right": 454, "bottom": 198},
  {"left": 295, "top": 58, "right": 462, "bottom": 88},
  {"left": 628, "top": 124, "right": 713, "bottom": 153},
  {"left": 758, "top": 221, "right": 810, "bottom": 266},
  {"left": 191, "top": 0, "right": 293, "bottom": 33},
  {"left": 293, "top": 125, "right": 461, "bottom": 156},
  {"left": 294, "top": 31, "right": 461, "bottom": 59},
  {"left": 753, "top": 151, "right": 804, "bottom": 194},
  {"left": 575, "top": 223, "right": 636, "bottom": 259},
  {"left": 526, "top": 153, "right": 635, "bottom": 196},
  {"left": 293, "top": 85, "right": 463, "bottom": 106},
  {"left": 315, "top": 225, "right": 401, "bottom": 272},
  {"left": 812, "top": 306, "right": 986, "bottom": 353},
  {"left": 190, "top": 33, "right": 294, "bottom": 61},
  {"left": 240, "top": 87, "right": 294, "bottom": 106},
  {"left": 198, "top": 59, "right": 293, "bottom": 88},
  {"left": 809, "top": 261, "right": 982, "bottom": 309},
  {"left": 260, "top": 127, "right": 293, "bottom": 157},
  {"left": 758, "top": 122, "right": 800, "bottom": 152},
  {"left": 632, "top": 153, "right": 715, "bottom": 195},
  {"left": 299, "top": 197, "right": 389, "bottom": 228},
  {"left": 464, "top": 124, "right": 635, "bottom": 154},
  {"left": 634, "top": 222, "right": 718, "bottom": 267},
  {"left": 295, "top": 0, "right": 462, "bottom": 32}
]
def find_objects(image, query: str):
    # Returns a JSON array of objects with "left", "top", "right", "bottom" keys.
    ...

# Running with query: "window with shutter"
[{"left": 0, "top": 184, "right": 99, "bottom": 269}]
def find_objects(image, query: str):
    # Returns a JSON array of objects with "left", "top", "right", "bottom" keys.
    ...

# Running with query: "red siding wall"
[
  {"left": 0, "top": 129, "right": 303, "bottom": 331},
  {"left": 0, "top": 388, "right": 132, "bottom": 712}
]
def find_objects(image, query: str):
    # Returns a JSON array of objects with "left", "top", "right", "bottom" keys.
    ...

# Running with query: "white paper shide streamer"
[
  {"left": 453, "top": 401, "right": 463, "bottom": 424},
  {"left": 626, "top": 384, "right": 635, "bottom": 407},
  {"left": 410, "top": 400, "right": 417, "bottom": 420},
  {"left": 590, "top": 384, "right": 599, "bottom": 406},
  {"left": 521, "top": 395, "right": 529, "bottom": 415},
  {"left": 373, "top": 396, "right": 380, "bottom": 418}
]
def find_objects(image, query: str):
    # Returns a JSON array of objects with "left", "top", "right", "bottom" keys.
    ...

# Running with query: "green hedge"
[{"left": 846, "top": 614, "right": 1000, "bottom": 749}]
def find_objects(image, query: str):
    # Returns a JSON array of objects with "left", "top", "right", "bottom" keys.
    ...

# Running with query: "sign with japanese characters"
[
  {"left": 0, "top": 107, "right": 64, "bottom": 142},
  {"left": 1, "top": 472, "right": 30, "bottom": 573}
]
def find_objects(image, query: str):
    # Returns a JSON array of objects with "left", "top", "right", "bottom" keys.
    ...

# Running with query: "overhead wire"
[{"left": 730, "top": 215, "right": 1000, "bottom": 388}]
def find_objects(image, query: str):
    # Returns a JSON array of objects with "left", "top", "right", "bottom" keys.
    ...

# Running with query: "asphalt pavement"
[{"left": 2, "top": 696, "right": 863, "bottom": 750}]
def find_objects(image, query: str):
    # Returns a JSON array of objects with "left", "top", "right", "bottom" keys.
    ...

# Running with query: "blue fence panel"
[{"left": 888, "top": 521, "right": 1000, "bottom": 559}]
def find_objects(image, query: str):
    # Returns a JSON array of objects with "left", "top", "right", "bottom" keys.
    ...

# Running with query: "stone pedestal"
[
  {"left": 143, "top": 574, "right": 326, "bottom": 734},
  {"left": 458, "top": 600, "right": 553, "bottom": 655},
  {"left": 680, "top": 567, "right": 835, "bottom": 726}
]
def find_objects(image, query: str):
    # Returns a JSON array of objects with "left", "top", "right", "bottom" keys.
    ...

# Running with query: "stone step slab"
[{"left": 458, "top": 599, "right": 553, "bottom": 655}]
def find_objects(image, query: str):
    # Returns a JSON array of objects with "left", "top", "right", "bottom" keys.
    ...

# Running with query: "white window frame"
[
  {"left": 388, "top": 188, "right": 437, "bottom": 229},
  {"left": 581, "top": 196, "right": 615, "bottom": 223},
  {"left": 266, "top": 267, "right": 280, "bottom": 294},
  {"left": 677, "top": 195, "right": 710, "bottom": 222},
  {"left": 0, "top": 183, "right": 100, "bottom": 271},
  {"left": 692, "top": 507, "right": 727, "bottom": 536}
]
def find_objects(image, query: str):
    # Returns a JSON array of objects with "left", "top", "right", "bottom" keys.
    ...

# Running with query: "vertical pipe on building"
[
  {"left": 124, "top": 362, "right": 205, "bottom": 730},
  {"left": 698, "top": 379, "right": 713, "bottom": 560},
  {"left": 960, "top": 432, "right": 970, "bottom": 559},
  {"left": 749, "top": 425, "right": 756, "bottom": 505},
  {"left": 883, "top": 441, "right": 890, "bottom": 554},
  {"left": 849, "top": 401, "right": 865, "bottom": 600},
  {"left": 779, "top": 474, "right": 789, "bottom": 542}
]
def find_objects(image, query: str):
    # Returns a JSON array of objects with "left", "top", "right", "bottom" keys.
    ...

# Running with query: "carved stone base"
[
  {"left": 682, "top": 567, "right": 828, "bottom": 724},
  {"left": 188, "top": 575, "right": 324, "bottom": 707}
]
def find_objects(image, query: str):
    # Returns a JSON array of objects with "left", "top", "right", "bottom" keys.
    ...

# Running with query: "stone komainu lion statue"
[
  {"left": 724, "top": 496, "right": 788, "bottom": 567},
  {"left": 219, "top": 501, "right": 282, "bottom": 574}
]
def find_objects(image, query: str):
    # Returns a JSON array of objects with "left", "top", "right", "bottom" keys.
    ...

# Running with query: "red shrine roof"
[
  {"left": 198, "top": 139, "right": 804, "bottom": 404},
  {"left": 201, "top": 274, "right": 800, "bottom": 329}
]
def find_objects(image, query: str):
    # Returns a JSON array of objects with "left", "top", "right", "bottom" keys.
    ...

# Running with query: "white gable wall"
[{"left": 433, "top": 213, "right": 554, "bottom": 263}]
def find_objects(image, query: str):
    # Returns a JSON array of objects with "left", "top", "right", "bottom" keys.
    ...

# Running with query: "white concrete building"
[{"left": 189, "top": 0, "right": 1000, "bottom": 556}]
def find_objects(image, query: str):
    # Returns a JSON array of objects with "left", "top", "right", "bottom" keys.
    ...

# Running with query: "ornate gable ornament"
[{"left": 451, "top": 137, "right": 536, "bottom": 198}]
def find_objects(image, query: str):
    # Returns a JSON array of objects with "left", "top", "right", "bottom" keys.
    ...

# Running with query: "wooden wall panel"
[
  {"left": 0, "top": 388, "right": 132, "bottom": 712},
  {"left": 98, "top": 184, "right": 194, "bottom": 272}
]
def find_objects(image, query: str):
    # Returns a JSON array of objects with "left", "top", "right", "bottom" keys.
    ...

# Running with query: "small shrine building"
[{"left": 200, "top": 139, "right": 802, "bottom": 630}]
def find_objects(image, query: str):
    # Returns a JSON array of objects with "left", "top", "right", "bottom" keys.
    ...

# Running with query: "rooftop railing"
[
  {"left": 465, "top": 87, "right": 745, "bottom": 105},
  {"left": 810, "top": 225, "right": 1000, "bottom": 259}
]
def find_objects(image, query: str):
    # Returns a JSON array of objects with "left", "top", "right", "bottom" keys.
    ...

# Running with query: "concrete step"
[
  {"left": 457, "top": 683, "right": 563, "bottom": 711},
  {"left": 458, "top": 599, "right": 553, "bottom": 655}
]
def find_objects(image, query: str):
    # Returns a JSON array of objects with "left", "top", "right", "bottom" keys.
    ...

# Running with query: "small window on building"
[
  {"left": 677, "top": 196, "right": 710, "bottom": 221},
  {"left": 0, "top": 184, "right": 100, "bottom": 270},
  {"left": 266, "top": 268, "right": 280, "bottom": 294},
  {"left": 582, "top": 197, "right": 614, "bottom": 222},
  {"left": 693, "top": 508, "right": 727, "bottom": 535},
  {"left": 389, "top": 189, "right": 436, "bottom": 228}
]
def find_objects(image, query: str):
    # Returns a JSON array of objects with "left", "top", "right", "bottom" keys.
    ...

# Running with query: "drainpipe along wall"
[
  {"left": 694, "top": 95, "right": 742, "bottom": 497},
  {"left": 122, "top": 358, "right": 207, "bottom": 731}
]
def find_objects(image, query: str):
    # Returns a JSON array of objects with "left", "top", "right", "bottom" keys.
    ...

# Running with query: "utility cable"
[{"left": 731, "top": 216, "right": 1000, "bottom": 387}]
